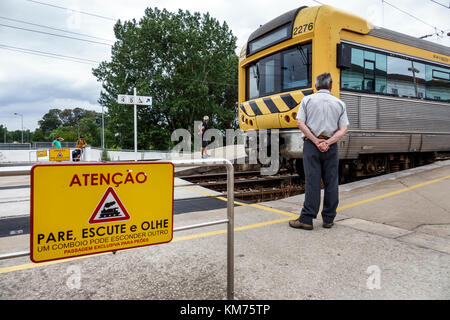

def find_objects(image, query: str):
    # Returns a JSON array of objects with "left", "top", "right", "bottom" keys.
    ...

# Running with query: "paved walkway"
[{"left": 0, "top": 161, "right": 449, "bottom": 299}]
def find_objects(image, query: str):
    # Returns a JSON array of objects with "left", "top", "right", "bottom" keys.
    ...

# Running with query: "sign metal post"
[{"left": 133, "top": 88, "right": 137, "bottom": 161}]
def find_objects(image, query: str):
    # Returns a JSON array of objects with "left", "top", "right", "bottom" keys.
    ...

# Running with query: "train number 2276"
[{"left": 293, "top": 22, "right": 314, "bottom": 35}]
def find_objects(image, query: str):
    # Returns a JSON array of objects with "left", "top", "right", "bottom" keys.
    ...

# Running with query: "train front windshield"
[{"left": 246, "top": 43, "right": 312, "bottom": 100}]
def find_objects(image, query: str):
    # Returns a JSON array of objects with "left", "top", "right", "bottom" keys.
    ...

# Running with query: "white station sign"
[{"left": 117, "top": 94, "right": 152, "bottom": 105}]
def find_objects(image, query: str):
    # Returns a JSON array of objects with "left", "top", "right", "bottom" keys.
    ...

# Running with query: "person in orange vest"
[{"left": 74, "top": 136, "right": 87, "bottom": 161}]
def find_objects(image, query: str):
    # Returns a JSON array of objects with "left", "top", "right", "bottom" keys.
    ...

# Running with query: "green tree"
[
  {"left": 59, "top": 108, "right": 100, "bottom": 128},
  {"left": 7, "top": 130, "right": 25, "bottom": 143},
  {"left": 0, "top": 125, "right": 6, "bottom": 143},
  {"left": 79, "top": 118, "right": 101, "bottom": 147},
  {"left": 31, "top": 129, "right": 45, "bottom": 143},
  {"left": 59, "top": 108, "right": 77, "bottom": 127},
  {"left": 93, "top": 7, "right": 238, "bottom": 150},
  {"left": 38, "top": 109, "right": 62, "bottom": 136},
  {"left": 37, "top": 108, "right": 103, "bottom": 146},
  {"left": 51, "top": 126, "right": 78, "bottom": 142}
]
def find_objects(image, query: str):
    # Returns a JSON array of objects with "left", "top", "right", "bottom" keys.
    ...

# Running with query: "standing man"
[
  {"left": 52, "top": 136, "right": 64, "bottom": 149},
  {"left": 289, "top": 72, "right": 349, "bottom": 230},
  {"left": 201, "top": 115, "right": 209, "bottom": 159}
]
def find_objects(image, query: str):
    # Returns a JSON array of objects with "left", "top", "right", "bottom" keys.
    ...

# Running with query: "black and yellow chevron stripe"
[{"left": 240, "top": 89, "right": 313, "bottom": 116}]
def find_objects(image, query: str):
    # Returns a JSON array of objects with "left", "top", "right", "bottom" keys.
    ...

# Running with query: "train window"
[
  {"left": 247, "top": 53, "right": 282, "bottom": 98},
  {"left": 340, "top": 43, "right": 449, "bottom": 101},
  {"left": 432, "top": 69, "right": 450, "bottom": 81},
  {"left": 246, "top": 43, "right": 311, "bottom": 99},
  {"left": 248, "top": 24, "right": 291, "bottom": 55},
  {"left": 412, "top": 61, "right": 426, "bottom": 99},
  {"left": 364, "top": 60, "right": 375, "bottom": 91},
  {"left": 375, "top": 53, "right": 387, "bottom": 94},
  {"left": 282, "top": 45, "right": 311, "bottom": 90},
  {"left": 262, "top": 58, "right": 277, "bottom": 94},
  {"left": 364, "top": 51, "right": 375, "bottom": 61},
  {"left": 426, "top": 65, "right": 450, "bottom": 101},
  {"left": 386, "top": 57, "right": 426, "bottom": 98},
  {"left": 341, "top": 48, "right": 364, "bottom": 90},
  {"left": 341, "top": 48, "right": 386, "bottom": 93},
  {"left": 387, "top": 58, "right": 426, "bottom": 98},
  {"left": 247, "top": 64, "right": 260, "bottom": 99},
  {"left": 364, "top": 61, "right": 375, "bottom": 79}
]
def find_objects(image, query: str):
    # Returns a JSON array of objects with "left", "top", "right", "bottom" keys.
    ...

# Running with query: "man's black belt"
[{"left": 303, "top": 135, "right": 330, "bottom": 141}]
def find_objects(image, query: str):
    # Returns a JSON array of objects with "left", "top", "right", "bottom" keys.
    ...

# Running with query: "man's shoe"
[
  {"left": 289, "top": 219, "right": 313, "bottom": 230},
  {"left": 322, "top": 222, "right": 334, "bottom": 229}
]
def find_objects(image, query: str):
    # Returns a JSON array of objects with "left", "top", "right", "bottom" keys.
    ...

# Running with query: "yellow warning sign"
[
  {"left": 30, "top": 162, "right": 174, "bottom": 263},
  {"left": 49, "top": 148, "right": 70, "bottom": 161},
  {"left": 37, "top": 150, "right": 48, "bottom": 158}
]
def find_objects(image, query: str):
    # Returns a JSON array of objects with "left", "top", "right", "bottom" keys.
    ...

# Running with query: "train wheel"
[{"left": 339, "top": 161, "right": 351, "bottom": 183}]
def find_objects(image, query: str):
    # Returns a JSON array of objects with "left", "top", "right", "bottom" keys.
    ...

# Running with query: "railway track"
[
  {"left": 179, "top": 169, "right": 305, "bottom": 202},
  {"left": 179, "top": 153, "right": 450, "bottom": 203}
]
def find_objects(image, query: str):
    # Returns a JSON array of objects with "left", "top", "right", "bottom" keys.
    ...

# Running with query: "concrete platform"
[{"left": 0, "top": 160, "right": 449, "bottom": 300}]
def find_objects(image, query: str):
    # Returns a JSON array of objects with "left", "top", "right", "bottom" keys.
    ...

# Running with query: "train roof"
[
  {"left": 247, "top": 6, "right": 306, "bottom": 43},
  {"left": 247, "top": 5, "right": 450, "bottom": 58},
  {"left": 368, "top": 27, "right": 450, "bottom": 57}
]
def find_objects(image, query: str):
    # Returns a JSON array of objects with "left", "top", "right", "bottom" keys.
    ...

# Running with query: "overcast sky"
[{"left": 0, "top": 0, "right": 448, "bottom": 131}]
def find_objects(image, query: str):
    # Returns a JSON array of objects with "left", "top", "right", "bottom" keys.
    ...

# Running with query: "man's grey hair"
[{"left": 315, "top": 72, "right": 332, "bottom": 90}]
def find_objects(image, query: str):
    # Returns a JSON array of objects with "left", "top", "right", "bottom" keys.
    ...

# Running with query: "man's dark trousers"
[{"left": 299, "top": 139, "right": 339, "bottom": 225}]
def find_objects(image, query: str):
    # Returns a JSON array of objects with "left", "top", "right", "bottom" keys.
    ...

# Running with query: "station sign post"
[
  {"left": 30, "top": 162, "right": 173, "bottom": 263},
  {"left": 117, "top": 90, "right": 152, "bottom": 162}
]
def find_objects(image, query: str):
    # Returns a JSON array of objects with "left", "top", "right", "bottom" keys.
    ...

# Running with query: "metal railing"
[
  {"left": 0, "top": 143, "right": 31, "bottom": 150},
  {"left": 0, "top": 158, "right": 235, "bottom": 300},
  {"left": 171, "top": 158, "right": 234, "bottom": 299},
  {"left": 33, "top": 142, "right": 76, "bottom": 149}
]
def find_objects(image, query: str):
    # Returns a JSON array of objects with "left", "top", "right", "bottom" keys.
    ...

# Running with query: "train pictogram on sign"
[{"left": 89, "top": 186, "right": 130, "bottom": 224}]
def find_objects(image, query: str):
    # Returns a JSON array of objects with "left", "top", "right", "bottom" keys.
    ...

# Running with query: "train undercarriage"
[
  {"left": 288, "top": 152, "right": 437, "bottom": 183},
  {"left": 245, "top": 129, "right": 445, "bottom": 184}
]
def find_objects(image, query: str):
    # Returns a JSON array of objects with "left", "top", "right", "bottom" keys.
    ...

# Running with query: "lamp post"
[
  {"left": 23, "top": 127, "right": 30, "bottom": 143},
  {"left": 101, "top": 105, "right": 105, "bottom": 149},
  {"left": 13, "top": 112, "right": 23, "bottom": 143}
]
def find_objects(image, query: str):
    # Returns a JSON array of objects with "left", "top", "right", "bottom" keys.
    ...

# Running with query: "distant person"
[
  {"left": 289, "top": 72, "right": 349, "bottom": 230},
  {"left": 76, "top": 136, "right": 87, "bottom": 150},
  {"left": 76, "top": 136, "right": 87, "bottom": 157},
  {"left": 73, "top": 136, "right": 87, "bottom": 161},
  {"left": 201, "top": 115, "right": 209, "bottom": 158},
  {"left": 52, "top": 136, "right": 64, "bottom": 149},
  {"left": 72, "top": 148, "right": 81, "bottom": 162}
]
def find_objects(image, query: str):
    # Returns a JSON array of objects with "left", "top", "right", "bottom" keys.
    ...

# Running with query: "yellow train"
[{"left": 238, "top": 5, "right": 450, "bottom": 179}]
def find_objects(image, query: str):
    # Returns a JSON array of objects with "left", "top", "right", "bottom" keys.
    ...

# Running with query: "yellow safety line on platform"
[
  {"left": 0, "top": 218, "right": 294, "bottom": 275},
  {"left": 1, "top": 174, "right": 449, "bottom": 275},
  {"left": 172, "top": 217, "right": 293, "bottom": 243},
  {"left": 336, "top": 174, "right": 450, "bottom": 212},
  {"left": 174, "top": 184, "right": 297, "bottom": 218},
  {"left": 0, "top": 252, "right": 109, "bottom": 274}
]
